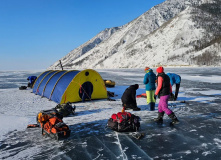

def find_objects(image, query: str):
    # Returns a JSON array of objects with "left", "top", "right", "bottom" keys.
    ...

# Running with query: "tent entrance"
[{"left": 79, "top": 81, "right": 93, "bottom": 102}]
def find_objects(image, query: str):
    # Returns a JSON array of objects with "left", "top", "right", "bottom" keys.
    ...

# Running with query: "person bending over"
[
  {"left": 121, "top": 84, "right": 141, "bottom": 111},
  {"left": 167, "top": 73, "right": 181, "bottom": 101}
]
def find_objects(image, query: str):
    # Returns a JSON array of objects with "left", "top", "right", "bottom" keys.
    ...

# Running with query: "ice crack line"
[{"left": 115, "top": 131, "right": 128, "bottom": 160}]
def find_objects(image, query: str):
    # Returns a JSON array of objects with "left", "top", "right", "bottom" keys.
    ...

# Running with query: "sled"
[
  {"left": 42, "top": 128, "right": 71, "bottom": 140},
  {"left": 40, "top": 120, "right": 71, "bottom": 140},
  {"left": 27, "top": 123, "right": 70, "bottom": 140},
  {"left": 104, "top": 80, "right": 115, "bottom": 87},
  {"left": 27, "top": 124, "right": 39, "bottom": 128},
  {"left": 136, "top": 93, "right": 146, "bottom": 98},
  {"left": 36, "top": 109, "right": 71, "bottom": 140}
]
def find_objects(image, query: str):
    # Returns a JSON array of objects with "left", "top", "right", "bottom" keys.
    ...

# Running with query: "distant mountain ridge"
[{"left": 48, "top": 0, "right": 221, "bottom": 69}]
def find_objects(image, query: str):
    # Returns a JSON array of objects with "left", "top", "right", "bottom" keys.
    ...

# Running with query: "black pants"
[{"left": 174, "top": 84, "right": 180, "bottom": 100}]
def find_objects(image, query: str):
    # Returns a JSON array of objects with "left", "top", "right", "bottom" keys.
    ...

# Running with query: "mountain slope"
[{"left": 49, "top": 0, "right": 221, "bottom": 69}]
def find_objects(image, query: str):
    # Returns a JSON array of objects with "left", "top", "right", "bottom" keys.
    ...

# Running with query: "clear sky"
[{"left": 0, "top": 0, "right": 165, "bottom": 71}]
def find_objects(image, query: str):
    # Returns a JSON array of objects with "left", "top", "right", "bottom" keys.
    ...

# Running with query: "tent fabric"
[
  {"left": 32, "top": 69, "right": 108, "bottom": 104},
  {"left": 60, "top": 69, "right": 107, "bottom": 104},
  {"left": 43, "top": 70, "right": 67, "bottom": 98},
  {"left": 36, "top": 71, "right": 59, "bottom": 96},
  {"left": 50, "top": 70, "right": 80, "bottom": 103},
  {"left": 32, "top": 70, "right": 52, "bottom": 93}
]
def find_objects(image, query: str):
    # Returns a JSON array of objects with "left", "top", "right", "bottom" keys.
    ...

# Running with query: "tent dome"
[{"left": 32, "top": 69, "right": 108, "bottom": 104}]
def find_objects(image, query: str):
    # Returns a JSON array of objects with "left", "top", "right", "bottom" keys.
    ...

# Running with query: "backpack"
[
  {"left": 55, "top": 102, "right": 76, "bottom": 117},
  {"left": 36, "top": 108, "right": 63, "bottom": 126},
  {"left": 42, "top": 117, "right": 70, "bottom": 140},
  {"left": 36, "top": 109, "right": 70, "bottom": 140},
  {"left": 107, "top": 111, "right": 140, "bottom": 132}
]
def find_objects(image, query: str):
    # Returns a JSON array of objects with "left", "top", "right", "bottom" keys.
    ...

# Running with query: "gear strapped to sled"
[
  {"left": 107, "top": 111, "right": 140, "bottom": 132},
  {"left": 36, "top": 109, "right": 70, "bottom": 140},
  {"left": 36, "top": 108, "right": 63, "bottom": 125}
]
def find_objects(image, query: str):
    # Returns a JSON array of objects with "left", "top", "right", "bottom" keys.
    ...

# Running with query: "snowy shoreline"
[{"left": 1, "top": 65, "right": 220, "bottom": 72}]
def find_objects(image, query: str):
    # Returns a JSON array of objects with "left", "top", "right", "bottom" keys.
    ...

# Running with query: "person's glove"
[{"left": 154, "top": 95, "right": 157, "bottom": 100}]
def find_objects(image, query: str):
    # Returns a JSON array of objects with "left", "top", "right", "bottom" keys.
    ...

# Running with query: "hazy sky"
[{"left": 0, "top": 0, "right": 165, "bottom": 71}]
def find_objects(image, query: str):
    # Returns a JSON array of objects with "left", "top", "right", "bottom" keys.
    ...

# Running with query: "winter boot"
[
  {"left": 168, "top": 112, "right": 179, "bottom": 124},
  {"left": 150, "top": 103, "right": 155, "bottom": 111},
  {"left": 154, "top": 112, "right": 164, "bottom": 124},
  {"left": 133, "top": 107, "right": 141, "bottom": 111}
]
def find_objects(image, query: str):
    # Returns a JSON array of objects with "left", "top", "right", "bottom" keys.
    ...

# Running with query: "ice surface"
[{"left": 1, "top": 68, "right": 221, "bottom": 159}]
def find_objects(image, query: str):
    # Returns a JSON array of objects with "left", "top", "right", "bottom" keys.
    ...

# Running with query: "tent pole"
[{"left": 59, "top": 60, "right": 63, "bottom": 70}]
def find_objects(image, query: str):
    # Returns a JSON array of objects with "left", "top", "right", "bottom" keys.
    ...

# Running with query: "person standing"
[
  {"left": 143, "top": 67, "right": 156, "bottom": 111},
  {"left": 154, "top": 67, "right": 179, "bottom": 124},
  {"left": 121, "top": 84, "right": 141, "bottom": 111},
  {"left": 167, "top": 73, "right": 181, "bottom": 101}
]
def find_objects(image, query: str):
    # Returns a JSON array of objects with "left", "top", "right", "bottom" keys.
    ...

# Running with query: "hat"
[
  {"left": 144, "top": 67, "right": 150, "bottom": 71},
  {"left": 134, "top": 84, "right": 139, "bottom": 89},
  {"left": 156, "top": 66, "right": 164, "bottom": 73}
]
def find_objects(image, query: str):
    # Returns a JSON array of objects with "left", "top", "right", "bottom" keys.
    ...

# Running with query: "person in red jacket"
[{"left": 154, "top": 66, "right": 179, "bottom": 124}]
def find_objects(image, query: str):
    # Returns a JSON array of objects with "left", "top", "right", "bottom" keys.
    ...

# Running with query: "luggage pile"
[
  {"left": 36, "top": 108, "right": 71, "bottom": 140},
  {"left": 107, "top": 110, "right": 140, "bottom": 132},
  {"left": 27, "top": 102, "right": 76, "bottom": 140}
]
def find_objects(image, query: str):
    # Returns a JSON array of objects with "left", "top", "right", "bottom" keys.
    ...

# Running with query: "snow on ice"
[{"left": 1, "top": 67, "right": 221, "bottom": 159}]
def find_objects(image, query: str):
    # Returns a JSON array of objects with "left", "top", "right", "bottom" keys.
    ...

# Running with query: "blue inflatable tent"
[{"left": 32, "top": 69, "right": 108, "bottom": 104}]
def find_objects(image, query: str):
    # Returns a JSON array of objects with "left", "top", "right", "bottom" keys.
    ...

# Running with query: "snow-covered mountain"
[{"left": 48, "top": 0, "right": 221, "bottom": 70}]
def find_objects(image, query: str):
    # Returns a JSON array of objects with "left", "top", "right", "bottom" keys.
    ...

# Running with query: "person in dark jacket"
[
  {"left": 154, "top": 67, "right": 179, "bottom": 124},
  {"left": 121, "top": 84, "right": 141, "bottom": 111},
  {"left": 27, "top": 76, "right": 37, "bottom": 88},
  {"left": 167, "top": 73, "right": 181, "bottom": 101},
  {"left": 143, "top": 67, "right": 156, "bottom": 111}
]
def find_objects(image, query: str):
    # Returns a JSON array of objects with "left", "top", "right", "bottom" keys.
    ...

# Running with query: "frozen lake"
[{"left": 1, "top": 67, "right": 221, "bottom": 159}]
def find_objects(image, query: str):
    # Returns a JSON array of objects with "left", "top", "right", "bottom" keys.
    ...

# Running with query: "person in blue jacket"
[
  {"left": 143, "top": 67, "right": 156, "bottom": 111},
  {"left": 167, "top": 73, "right": 181, "bottom": 101},
  {"left": 27, "top": 76, "right": 37, "bottom": 88}
]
